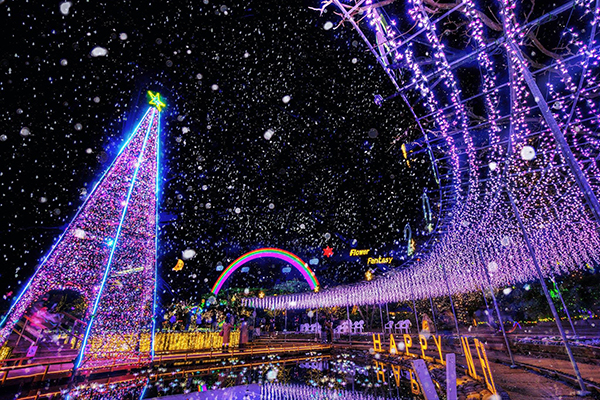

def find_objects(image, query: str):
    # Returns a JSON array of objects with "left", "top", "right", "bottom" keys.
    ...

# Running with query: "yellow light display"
[
  {"left": 349, "top": 249, "right": 370, "bottom": 256},
  {"left": 148, "top": 91, "right": 166, "bottom": 112},
  {"left": 367, "top": 256, "right": 393, "bottom": 265},
  {"left": 85, "top": 331, "right": 240, "bottom": 358},
  {"left": 173, "top": 259, "right": 184, "bottom": 271},
  {"left": 0, "top": 346, "right": 11, "bottom": 361}
]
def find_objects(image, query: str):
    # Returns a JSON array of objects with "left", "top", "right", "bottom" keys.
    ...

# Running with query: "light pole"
[
  {"left": 508, "top": 189, "right": 588, "bottom": 394},
  {"left": 477, "top": 247, "right": 516, "bottom": 367}
]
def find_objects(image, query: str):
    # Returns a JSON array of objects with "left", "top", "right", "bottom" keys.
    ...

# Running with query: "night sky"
[{"left": 0, "top": 0, "right": 436, "bottom": 308}]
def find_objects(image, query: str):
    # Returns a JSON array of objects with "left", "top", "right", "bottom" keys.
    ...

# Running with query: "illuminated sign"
[
  {"left": 367, "top": 257, "right": 393, "bottom": 265},
  {"left": 349, "top": 249, "right": 370, "bottom": 256}
]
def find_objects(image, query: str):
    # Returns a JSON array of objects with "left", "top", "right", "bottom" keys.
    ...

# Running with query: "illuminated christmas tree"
[{"left": 0, "top": 92, "right": 164, "bottom": 369}]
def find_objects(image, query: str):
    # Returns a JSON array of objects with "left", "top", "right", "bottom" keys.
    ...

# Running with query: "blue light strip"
[
  {"left": 74, "top": 108, "right": 156, "bottom": 370},
  {"left": 150, "top": 110, "right": 161, "bottom": 360},
  {"left": 0, "top": 108, "right": 152, "bottom": 330},
  {"left": 139, "top": 384, "right": 148, "bottom": 400}
]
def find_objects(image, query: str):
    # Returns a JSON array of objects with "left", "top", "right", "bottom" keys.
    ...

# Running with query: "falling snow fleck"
[
  {"left": 264, "top": 129, "right": 274, "bottom": 140},
  {"left": 324, "top": 21, "right": 333, "bottom": 30},
  {"left": 59, "top": 1, "right": 72, "bottom": 15},
  {"left": 520, "top": 146, "right": 536, "bottom": 161},
  {"left": 91, "top": 46, "right": 108, "bottom": 57},
  {"left": 182, "top": 249, "right": 197, "bottom": 260}
]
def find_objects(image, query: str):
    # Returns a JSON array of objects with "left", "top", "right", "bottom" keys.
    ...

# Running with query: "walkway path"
[{"left": 483, "top": 349, "right": 599, "bottom": 399}]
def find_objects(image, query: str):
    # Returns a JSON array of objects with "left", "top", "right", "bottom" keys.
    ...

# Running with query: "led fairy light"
[
  {"left": 462, "top": 0, "right": 505, "bottom": 219},
  {"left": 360, "top": 0, "right": 471, "bottom": 254},
  {"left": 364, "top": 1, "right": 403, "bottom": 65},
  {"left": 76, "top": 107, "right": 160, "bottom": 369},
  {"left": 0, "top": 93, "right": 163, "bottom": 376},
  {"left": 402, "top": 43, "right": 462, "bottom": 198},
  {"left": 499, "top": 0, "right": 571, "bottom": 235},
  {"left": 0, "top": 107, "right": 155, "bottom": 346},
  {"left": 509, "top": 0, "right": 600, "bottom": 280},
  {"left": 67, "top": 377, "right": 148, "bottom": 400},
  {"left": 408, "top": 0, "right": 480, "bottom": 228},
  {"left": 547, "top": 10, "right": 600, "bottom": 193}
]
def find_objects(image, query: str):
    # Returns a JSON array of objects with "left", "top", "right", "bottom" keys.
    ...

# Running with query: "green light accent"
[{"left": 148, "top": 91, "right": 166, "bottom": 112}]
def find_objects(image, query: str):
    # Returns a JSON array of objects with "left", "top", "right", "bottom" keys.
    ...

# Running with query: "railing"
[{"left": 0, "top": 341, "right": 332, "bottom": 386}]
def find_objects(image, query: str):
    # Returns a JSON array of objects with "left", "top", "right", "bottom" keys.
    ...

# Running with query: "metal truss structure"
[{"left": 251, "top": 0, "right": 600, "bottom": 314}]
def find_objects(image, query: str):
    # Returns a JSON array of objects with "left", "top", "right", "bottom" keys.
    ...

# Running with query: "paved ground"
[
  {"left": 487, "top": 360, "right": 589, "bottom": 400},
  {"left": 482, "top": 349, "right": 599, "bottom": 399}
]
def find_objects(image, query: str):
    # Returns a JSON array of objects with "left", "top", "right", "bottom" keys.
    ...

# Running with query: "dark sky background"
[{"left": 0, "top": 0, "right": 436, "bottom": 308}]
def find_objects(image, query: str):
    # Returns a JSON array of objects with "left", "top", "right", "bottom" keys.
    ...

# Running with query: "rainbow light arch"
[{"left": 211, "top": 248, "right": 319, "bottom": 295}]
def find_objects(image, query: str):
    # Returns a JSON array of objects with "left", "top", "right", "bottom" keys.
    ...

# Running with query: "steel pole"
[
  {"left": 508, "top": 41, "right": 600, "bottom": 226},
  {"left": 347, "top": 304, "right": 352, "bottom": 345},
  {"left": 379, "top": 304, "right": 384, "bottom": 333},
  {"left": 412, "top": 299, "right": 419, "bottom": 333},
  {"left": 316, "top": 309, "right": 319, "bottom": 342},
  {"left": 428, "top": 295, "right": 438, "bottom": 333},
  {"left": 477, "top": 248, "right": 516, "bottom": 366},
  {"left": 480, "top": 285, "right": 491, "bottom": 315},
  {"left": 507, "top": 189, "right": 588, "bottom": 394},
  {"left": 441, "top": 264, "right": 461, "bottom": 337},
  {"left": 284, "top": 309, "right": 288, "bottom": 343},
  {"left": 550, "top": 277, "right": 578, "bottom": 337}
]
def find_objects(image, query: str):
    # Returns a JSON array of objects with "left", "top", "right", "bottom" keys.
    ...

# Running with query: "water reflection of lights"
[{"left": 261, "top": 383, "right": 404, "bottom": 400}]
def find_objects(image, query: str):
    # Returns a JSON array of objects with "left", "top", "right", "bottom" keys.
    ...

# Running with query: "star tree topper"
[{"left": 148, "top": 90, "right": 166, "bottom": 112}]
